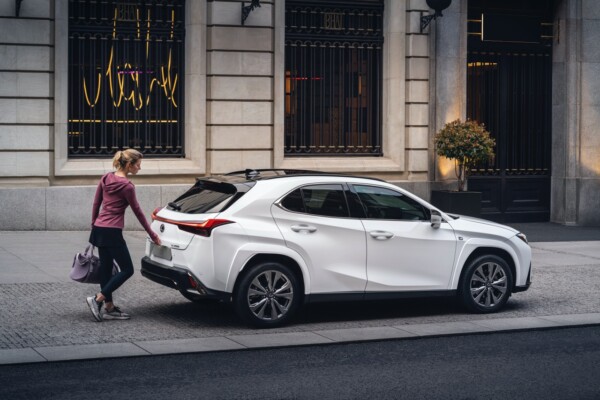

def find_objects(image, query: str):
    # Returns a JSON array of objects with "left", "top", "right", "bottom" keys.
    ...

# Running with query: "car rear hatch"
[{"left": 151, "top": 178, "right": 253, "bottom": 249}]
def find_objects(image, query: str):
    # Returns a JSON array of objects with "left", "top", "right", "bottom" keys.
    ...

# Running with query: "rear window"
[{"left": 168, "top": 180, "right": 246, "bottom": 214}]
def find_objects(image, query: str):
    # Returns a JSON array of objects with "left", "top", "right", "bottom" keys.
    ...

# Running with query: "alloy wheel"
[
  {"left": 469, "top": 261, "right": 508, "bottom": 308},
  {"left": 247, "top": 270, "right": 294, "bottom": 321}
]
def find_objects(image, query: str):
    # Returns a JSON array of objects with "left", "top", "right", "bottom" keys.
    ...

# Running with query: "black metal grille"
[
  {"left": 467, "top": 50, "right": 552, "bottom": 175},
  {"left": 284, "top": 1, "right": 383, "bottom": 156},
  {"left": 68, "top": 0, "right": 185, "bottom": 158}
]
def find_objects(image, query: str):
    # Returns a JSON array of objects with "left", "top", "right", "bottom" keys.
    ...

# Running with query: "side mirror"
[{"left": 430, "top": 210, "right": 442, "bottom": 229}]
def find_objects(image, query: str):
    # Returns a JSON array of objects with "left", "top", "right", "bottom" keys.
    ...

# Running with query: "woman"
[{"left": 86, "top": 149, "right": 161, "bottom": 322}]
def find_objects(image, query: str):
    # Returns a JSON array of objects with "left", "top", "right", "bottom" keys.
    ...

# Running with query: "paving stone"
[
  {"left": 227, "top": 332, "right": 334, "bottom": 348},
  {"left": 136, "top": 337, "right": 245, "bottom": 355},
  {"left": 34, "top": 343, "right": 150, "bottom": 362},
  {"left": 314, "top": 326, "right": 416, "bottom": 342}
]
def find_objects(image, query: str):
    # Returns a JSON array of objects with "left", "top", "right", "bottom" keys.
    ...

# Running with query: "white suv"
[{"left": 142, "top": 169, "right": 532, "bottom": 328}]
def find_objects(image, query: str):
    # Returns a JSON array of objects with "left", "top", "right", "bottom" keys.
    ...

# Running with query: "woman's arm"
[
  {"left": 91, "top": 181, "right": 103, "bottom": 226},
  {"left": 123, "top": 184, "right": 161, "bottom": 244}
]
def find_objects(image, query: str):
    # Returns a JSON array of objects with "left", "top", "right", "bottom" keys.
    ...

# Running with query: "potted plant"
[{"left": 431, "top": 119, "right": 495, "bottom": 217}]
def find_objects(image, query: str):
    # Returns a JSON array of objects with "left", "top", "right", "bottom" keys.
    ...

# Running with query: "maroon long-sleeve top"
[{"left": 92, "top": 172, "right": 158, "bottom": 241}]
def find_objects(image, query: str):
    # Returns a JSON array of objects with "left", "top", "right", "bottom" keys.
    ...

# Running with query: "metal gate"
[
  {"left": 467, "top": 3, "right": 554, "bottom": 222},
  {"left": 68, "top": 0, "right": 185, "bottom": 158},
  {"left": 284, "top": 0, "right": 383, "bottom": 156}
]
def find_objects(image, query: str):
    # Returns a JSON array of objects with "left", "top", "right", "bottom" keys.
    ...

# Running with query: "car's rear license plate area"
[{"left": 150, "top": 243, "right": 173, "bottom": 261}]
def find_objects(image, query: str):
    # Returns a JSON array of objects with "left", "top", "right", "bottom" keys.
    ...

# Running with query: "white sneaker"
[
  {"left": 103, "top": 305, "right": 131, "bottom": 320},
  {"left": 86, "top": 296, "right": 103, "bottom": 322}
]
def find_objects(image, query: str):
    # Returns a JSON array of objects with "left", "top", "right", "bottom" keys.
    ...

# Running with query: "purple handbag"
[{"left": 70, "top": 244, "right": 119, "bottom": 284}]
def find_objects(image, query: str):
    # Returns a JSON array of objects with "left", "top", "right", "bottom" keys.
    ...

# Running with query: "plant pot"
[{"left": 430, "top": 190, "right": 482, "bottom": 218}]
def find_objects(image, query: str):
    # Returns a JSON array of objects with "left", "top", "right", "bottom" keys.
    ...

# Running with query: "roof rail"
[{"left": 225, "top": 169, "right": 326, "bottom": 180}]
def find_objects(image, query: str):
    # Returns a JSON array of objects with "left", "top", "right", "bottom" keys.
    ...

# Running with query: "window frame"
[
  {"left": 54, "top": 0, "right": 206, "bottom": 176},
  {"left": 350, "top": 184, "right": 431, "bottom": 221},
  {"left": 278, "top": 183, "right": 354, "bottom": 219},
  {"left": 273, "top": 0, "right": 406, "bottom": 173}
]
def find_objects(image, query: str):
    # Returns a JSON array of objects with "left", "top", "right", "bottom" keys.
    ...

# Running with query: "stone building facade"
[{"left": 0, "top": 0, "right": 599, "bottom": 229}]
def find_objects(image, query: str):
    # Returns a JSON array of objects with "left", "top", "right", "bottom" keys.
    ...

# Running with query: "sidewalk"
[{"left": 1, "top": 223, "right": 600, "bottom": 365}]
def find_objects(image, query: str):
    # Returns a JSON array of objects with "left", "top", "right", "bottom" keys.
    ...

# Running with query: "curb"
[{"left": 2, "top": 313, "right": 600, "bottom": 365}]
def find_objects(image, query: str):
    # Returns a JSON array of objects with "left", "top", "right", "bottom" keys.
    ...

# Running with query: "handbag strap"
[{"left": 84, "top": 244, "right": 96, "bottom": 257}]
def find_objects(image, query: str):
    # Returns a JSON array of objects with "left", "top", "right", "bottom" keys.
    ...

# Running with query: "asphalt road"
[{"left": 2, "top": 326, "right": 599, "bottom": 400}]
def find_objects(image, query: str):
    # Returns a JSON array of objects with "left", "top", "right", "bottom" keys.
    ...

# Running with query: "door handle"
[
  {"left": 291, "top": 224, "right": 317, "bottom": 233},
  {"left": 369, "top": 230, "right": 394, "bottom": 240}
]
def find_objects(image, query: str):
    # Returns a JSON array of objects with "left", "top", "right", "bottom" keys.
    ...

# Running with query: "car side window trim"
[{"left": 350, "top": 184, "right": 431, "bottom": 221}]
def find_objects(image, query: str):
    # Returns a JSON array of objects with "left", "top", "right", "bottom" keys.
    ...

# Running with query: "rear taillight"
[
  {"left": 174, "top": 219, "right": 234, "bottom": 237},
  {"left": 151, "top": 210, "right": 233, "bottom": 237}
]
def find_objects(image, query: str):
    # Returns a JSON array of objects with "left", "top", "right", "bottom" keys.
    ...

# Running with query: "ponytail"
[{"left": 112, "top": 149, "right": 143, "bottom": 171}]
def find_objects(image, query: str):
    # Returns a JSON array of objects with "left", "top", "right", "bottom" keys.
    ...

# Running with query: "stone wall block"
[
  {"left": 581, "top": 62, "right": 600, "bottom": 105},
  {"left": 0, "top": 0, "right": 51, "bottom": 18},
  {"left": 407, "top": 150, "right": 429, "bottom": 172},
  {"left": 580, "top": 105, "right": 600, "bottom": 147},
  {"left": 407, "top": 126, "right": 429, "bottom": 149},
  {"left": 209, "top": 51, "right": 273, "bottom": 76},
  {"left": 552, "top": 62, "right": 566, "bottom": 106},
  {"left": 0, "top": 45, "right": 52, "bottom": 72},
  {"left": 582, "top": 19, "right": 600, "bottom": 63},
  {"left": 208, "top": 27, "right": 272, "bottom": 51},
  {"left": 406, "top": 80, "right": 428, "bottom": 103},
  {"left": 209, "top": 76, "right": 272, "bottom": 100},
  {"left": 17, "top": 99, "right": 51, "bottom": 124},
  {"left": 0, "top": 126, "right": 50, "bottom": 150},
  {"left": 0, "top": 100, "right": 17, "bottom": 123},
  {"left": 0, "top": 188, "right": 46, "bottom": 230},
  {"left": 209, "top": 126, "right": 272, "bottom": 149},
  {"left": 210, "top": 150, "right": 272, "bottom": 173},
  {"left": 550, "top": 177, "right": 565, "bottom": 223},
  {"left": 0, "top": 152, "right": 49, "bottom": 176},
  {"left": 580, "top": 146, "right": 600, "bottom": 178},
  {"left": 0, "top": 72, "right": 51, "bottom": 97},
  {"left": 406, "top": 34, "right": 428, "bottom": 57},
  {"left": 0, "top": 19, "right": 51, "bottom": 45},
  {"left": 406, "top": 103, "right": 429, "bottom": 125},
  {"left": 578, "top": 179, "right": 600, "bottom": 225},
  {"left": 582, "top": 0, "right": 600, "bottom": 20},
  {"left": 406, "top": 58, "right": 429, "bottom": 80},
  {"left": 46, "top": 187, "right": 96, "bottom": 230}
]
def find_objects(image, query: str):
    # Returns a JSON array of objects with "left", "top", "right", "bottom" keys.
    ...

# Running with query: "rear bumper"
[{"left": 141, "top": 256, "right": 228, "bottom": 300}]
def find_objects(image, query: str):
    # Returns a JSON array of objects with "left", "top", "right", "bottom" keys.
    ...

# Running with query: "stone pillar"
[
  {"left": 552, "top": 0, "right": 600, "bottom": 226},
  {"left": 430, "top": 0, "right": 468, "bottom": 186}
]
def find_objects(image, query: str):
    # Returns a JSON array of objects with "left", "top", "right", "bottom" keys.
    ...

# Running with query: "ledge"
[{"left": 54, "top": 158, "right": 205, "bottom": 176}]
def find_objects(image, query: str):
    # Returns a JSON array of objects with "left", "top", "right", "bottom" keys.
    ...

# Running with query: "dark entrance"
[{"left": 467, "top": 1, "right": 555, "bottom": 222}]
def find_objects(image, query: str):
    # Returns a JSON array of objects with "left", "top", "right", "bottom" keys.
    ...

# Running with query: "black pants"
[
  {"left": 98, "top": 245, "right": 134, "bottom": 303},
  {"left": 90, "top": 226, "right": 134, "bottom": 303}
]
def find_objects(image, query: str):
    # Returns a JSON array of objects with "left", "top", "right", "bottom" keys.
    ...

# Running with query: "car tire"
[
  {"left": 234, "top": 262, "right": 301, "bottom": 328},
  {"left": 460, "top": 255, "right": 513, "bottom": 313}
]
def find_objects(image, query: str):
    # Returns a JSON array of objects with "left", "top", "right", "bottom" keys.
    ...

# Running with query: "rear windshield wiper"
[{"left": 168, "top": 202, "right": 182, "bottom": 211}]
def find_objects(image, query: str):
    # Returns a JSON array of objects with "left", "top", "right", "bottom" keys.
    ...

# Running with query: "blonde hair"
[{"left": 112, "top": 149, "right": 143, "bottom": 171}]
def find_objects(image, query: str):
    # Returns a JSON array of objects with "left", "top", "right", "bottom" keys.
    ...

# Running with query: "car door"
[
  {"left": 271, "top": 184, "right": 367, "bottom": 294},
  {"left": 352, "top": 184, "right": 457, "bottom": 292}
]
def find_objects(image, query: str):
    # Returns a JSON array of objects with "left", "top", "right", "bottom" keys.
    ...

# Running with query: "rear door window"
[
  {"left": 169, "top": 181, "right": 242, "bottom": 214},
  {"left": 280, "top": 184, "right": 350, "bottom": 218}
]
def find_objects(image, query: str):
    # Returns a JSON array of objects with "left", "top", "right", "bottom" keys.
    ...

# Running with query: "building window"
[
  {"left": 68, "top": 0, "right": 185, "bottom": 158},
  {"left": 284, "top": 1, "right": 383, "bottom": 156}
]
